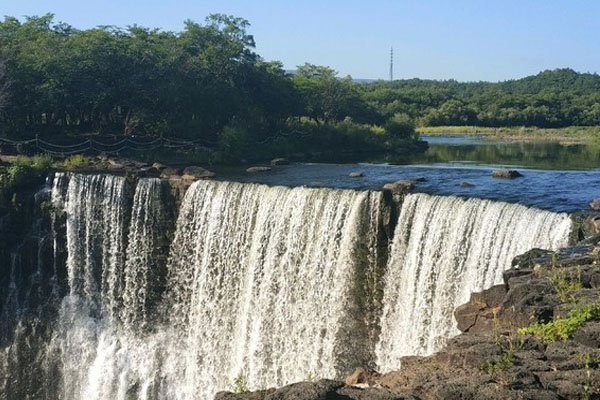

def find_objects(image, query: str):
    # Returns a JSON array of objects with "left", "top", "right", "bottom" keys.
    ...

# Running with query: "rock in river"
[
  {"left": 491, "top": 169, "right": 523, "bottom": 179},
  {"left": 271, "top": 158, "right": 290, "bottom": 166},
  {"left": 182, "top": 166, "right": 216, "bottom": 180},
  {"left": 246, "top": 166, "right": 272, "bottom": 173}
]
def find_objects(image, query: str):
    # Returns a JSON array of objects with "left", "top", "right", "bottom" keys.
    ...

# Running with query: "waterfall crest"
[{"left": 375, "top": 193, "right": 572, "bottom": 372}]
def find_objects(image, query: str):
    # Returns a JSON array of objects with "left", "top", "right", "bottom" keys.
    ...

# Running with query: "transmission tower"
[{"left": 389, "top": 47, "right": 394, "bottom": 81}]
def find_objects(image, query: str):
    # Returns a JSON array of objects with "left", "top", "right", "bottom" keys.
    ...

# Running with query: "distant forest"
[{"left": 0, "top": 14, "right": 598, "bottom": 145}]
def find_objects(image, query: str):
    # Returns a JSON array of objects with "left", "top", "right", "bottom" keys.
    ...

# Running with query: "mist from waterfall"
[{"left": 375, "top": 193, "right": 572, "bottom": 372}]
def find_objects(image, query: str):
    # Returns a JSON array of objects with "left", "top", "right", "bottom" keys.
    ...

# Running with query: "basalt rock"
[
  {"left": 247, "top": 166, "right": 272, "bottom": 173},
  {"left": 590, "top": 197, "right": 600, "bottom": 211},
  {"left": 492, "top": 169, "right": 523, "bottom": 179},
  {"left": 271, "top": 158, "right": 290, "bottom": 166},
  {"left": 228, "top": 243, "right": 600, "bottom": 400},
  {"left": 182, "top": 166, "right": 216, "bottom": 180}
]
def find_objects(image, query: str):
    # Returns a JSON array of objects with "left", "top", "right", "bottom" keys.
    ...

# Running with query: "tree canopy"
[{"left": 0, "top": 13, "right": 598, "bottom": 150}]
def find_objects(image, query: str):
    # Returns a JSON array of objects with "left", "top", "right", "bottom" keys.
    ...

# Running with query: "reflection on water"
[
  {"left": 217, "top": 135, "right": 600, "bottom": 212},
  {"left": 390, "top": 135, "right": 600, "bottom": 170}
]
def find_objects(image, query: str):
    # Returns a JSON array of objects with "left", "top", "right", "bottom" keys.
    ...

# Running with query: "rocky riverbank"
[{"left": 217, "top": 242, "right": 600, "bottom": 400}]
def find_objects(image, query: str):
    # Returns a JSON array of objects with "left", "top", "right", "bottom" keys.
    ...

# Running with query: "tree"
[{"left": 0, "top": 57, "right": 10, "bottom": 113}]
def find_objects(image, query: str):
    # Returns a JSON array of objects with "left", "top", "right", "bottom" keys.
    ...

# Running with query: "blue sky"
[{"left": 2, "top": 0, "right": 598, "bottom": 81}]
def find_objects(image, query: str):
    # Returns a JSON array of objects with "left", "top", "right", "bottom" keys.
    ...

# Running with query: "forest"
[{"left": 0, "top": 14, "right": 598, "bottom": 160}]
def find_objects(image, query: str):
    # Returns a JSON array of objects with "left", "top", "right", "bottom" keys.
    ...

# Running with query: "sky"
[{"left": 2, "top": 0, "right": 599, "bottom": 82}]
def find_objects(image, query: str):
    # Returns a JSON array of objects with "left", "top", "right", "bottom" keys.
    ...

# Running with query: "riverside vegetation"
[{"left": 0, "top": 14, "right": 599, "bottom": 164}]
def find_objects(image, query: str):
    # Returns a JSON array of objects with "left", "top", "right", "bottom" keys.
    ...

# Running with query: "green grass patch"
[
  {"left": 60, "top": 154, "right": 91, "bottom": 170},
  {"left": 519, "top": 303, "right": 600, "bottom": 342},
  {"left": 417, "top": 125, "right": 600, "bottom": 144}
]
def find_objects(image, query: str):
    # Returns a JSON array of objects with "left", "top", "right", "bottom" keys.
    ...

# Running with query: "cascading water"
[
  {"left": 31, "top": 175, "right": 383, "bottom": 400},
  {"left": 163, "top": 180, "right": 383, "bottom": 398},
  {"left": 0, "top": 173, "right": 576, "bottom": 400},
  {"left": 375, "top": 193, "right": 572, "bottom": 372}
]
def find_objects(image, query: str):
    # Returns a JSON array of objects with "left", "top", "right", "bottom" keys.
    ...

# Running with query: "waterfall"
[
  {"left": 374, "top": 193, "right": 572, "bottom": 372},
  {"left": 164, "top": 180, "right": 383, "bottom": 398},
  {"left": 41, "top": 175, "right": 383, "bottom": 400},
  {"left": 1, "top": 173, "right": 576, "bottom": 400}
]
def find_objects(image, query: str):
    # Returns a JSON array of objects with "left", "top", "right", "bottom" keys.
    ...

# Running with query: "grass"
[
  {"left": 482, "top": 311, "right": 523, "bottom": 387},
  {"left": 518, "top": 303, "right": 600, "bottom": 342},
  {"left": 548, "top": 265, "right": 583, "bottom": 304},
  {"left": 60, "top": 154, "right": 91, "bottom": 170},
  {"left": 416, "top": 125, "right": 600, "bottom": 144},
  {"left": 231, "top": 370, "right": 249, "bottom": 394}
]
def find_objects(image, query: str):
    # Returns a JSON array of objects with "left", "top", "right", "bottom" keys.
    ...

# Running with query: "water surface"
[{"left": 218, "top": 135, "right": 600, "bottom": 213}]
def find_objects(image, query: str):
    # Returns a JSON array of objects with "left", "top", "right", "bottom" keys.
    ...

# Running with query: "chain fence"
[{"left": 0, "top": 129, "right": 313, "bottom": 157}]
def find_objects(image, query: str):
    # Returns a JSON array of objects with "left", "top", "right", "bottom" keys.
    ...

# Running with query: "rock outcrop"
[
  {"left": 271, "top": 158, "right": 290, "bottom": 166},
  {"left": 492, "top": 169, "right": 524, "bottom": 179},
  {"left": 247, "top": 166, "right": 272, "bottom": 173},
  {"left": 219, "top": 242, "right": 600, "bottom": 400}
]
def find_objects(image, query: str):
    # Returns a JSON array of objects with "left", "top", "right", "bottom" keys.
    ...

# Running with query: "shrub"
[
  {"left": 231, "top": 370, "right": 249, "bottom": 394},
  {"left": 62, "top": 154, "right": 90, "bottom": 170},
  {"left": 385, "top": 113, "right": 417, "bottom": 139},
  {"left": 519, "top": 303, "right": 600, "bottom": 342}
]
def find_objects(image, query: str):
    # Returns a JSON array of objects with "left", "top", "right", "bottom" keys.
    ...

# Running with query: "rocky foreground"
[{"left": 217, "top": 243, "right": 600, "bottom": 400}]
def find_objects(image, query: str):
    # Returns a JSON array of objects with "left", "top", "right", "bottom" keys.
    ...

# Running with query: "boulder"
[
  {"left": 491, "top": 169, "right": 523, "bottom": 179},
  {"left": 589, "top": 197, "right": 600, "bottom": 211},
  {"left": 459, "top": 181, "right": 474, "bottom": 188},
  {"left": 271, "top": 158, "right": 290, "bottom": 166},
  {"left": 349, "top": 172, "right": 363, "bottom": 178},
  {"left": 139, "top": 166, "right": 161, "bottom": 178},
  {"left": 151, "top": 162, "right": 167, "bottom": 171},
  {"left": 383, "top": 180, "right": 415, "bottom": 192},
  {"left": 345, "top": 367, "right": 380, "bottom": 386},
  {"left": 246, "top": 166, "right": 272, "bottom": 173},
  {"left": 182, "top": 166, "right": 215, "bottom": 180},
  {"left": 265, "top": 380, "right": 344, "bottom": 400},
  {"left": 160, "top": 167, "right": 182, "bottom": 179}
]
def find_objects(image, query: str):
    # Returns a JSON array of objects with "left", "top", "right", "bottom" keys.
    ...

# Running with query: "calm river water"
[{"left": 218, "top": 135, "right": 600, "bottom": 212}]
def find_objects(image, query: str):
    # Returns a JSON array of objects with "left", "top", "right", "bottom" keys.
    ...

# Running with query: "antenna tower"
[{"left": 389, "top": 47, "right": 394, "bottom": 81}]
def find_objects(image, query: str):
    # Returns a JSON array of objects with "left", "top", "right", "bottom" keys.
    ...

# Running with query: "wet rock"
[
  {"left": 151, "top": 162, "right": 167, "bottom": 171},
  {"left": 459, "top": 181, "right": 474, "bottom": 187},
  {"left": 590, "top": 197, "right": 600, "bottom": 211},
  {"left": 139, "top": 166, "right": 161, "bottom": 178},
  {"left": 160, "top": 167, "right": 182, "bottom": 179},
  {"left": 246, "top": 166, "right": 272, "bottom": 173},
  {"left": 382, "top": 180, "right": 415, "bottom": 192},
  {"left": 345, "top": 367, "right": 380, "bottom": 386},
  {"left": 491, "top": 169, "right": 523, "bottom": 179},
  {"left": 349, "top": 172, "right": 363, "bottom": 178},
  {"left": 271, "top": 158, "right": 290, "bottom": 166},
  {"left": 182, "top": 166, "right": 216, "bottom": 180}
]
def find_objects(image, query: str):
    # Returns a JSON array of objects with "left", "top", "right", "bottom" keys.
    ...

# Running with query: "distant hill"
[{"left": 357, "top": 68, "right": 600, "bottom": 127}]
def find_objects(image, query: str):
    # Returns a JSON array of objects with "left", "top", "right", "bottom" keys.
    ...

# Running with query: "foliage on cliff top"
[
  {"left": 0, "top": 13, "right": 598, "bottom": 157},
  {"left": 519, "top": 303, "right": 600, "bottom": 342}
]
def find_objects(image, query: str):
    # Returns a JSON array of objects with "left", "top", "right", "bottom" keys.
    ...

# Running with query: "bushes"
[
  {"left": 60, "top": 154, "right": 90, "bottom": 170},
  {"left": 1, "top": 154, "right": 54, "bottom": 188},
  {"left": 519, "top": 304, "right": 600, "bottom": 342}
]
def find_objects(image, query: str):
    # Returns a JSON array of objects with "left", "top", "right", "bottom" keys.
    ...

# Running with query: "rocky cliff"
[{"left": 217, "top": 243, "right": 600, "bottom": 400}]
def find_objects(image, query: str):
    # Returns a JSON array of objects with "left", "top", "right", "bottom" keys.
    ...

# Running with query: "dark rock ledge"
[{"left": 217, "top": 244, "right": 600, "bottom": 400}]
